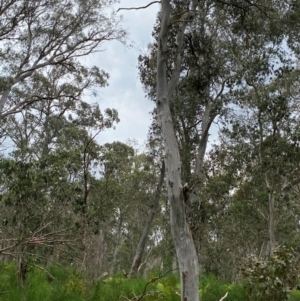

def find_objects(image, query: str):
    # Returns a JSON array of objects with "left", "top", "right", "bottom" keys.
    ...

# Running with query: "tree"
[
  {"left": 0, "top": 53, "right": 121, "bottom": 279},
  {"left": 143, "top": 0, "right": 299, "bottom": 298},
  {"left": 221, "top": 67, "right": 300, "bottom": 255},
  {"left": 100, "top": 142, "right": 164, "bottom": 276},
  {"left": 156, "top": 1, "right": 201, "bottom": 300},
  {"left": 130, "top": 161, "right": 165, "bottom": 277},
  {"left": 0, "top": 0, "right": 125, "bottom": 116}
]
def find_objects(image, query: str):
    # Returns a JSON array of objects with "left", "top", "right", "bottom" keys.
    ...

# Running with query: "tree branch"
[
  {"left": 167, "top": 4, "right": 198, "bottom": 98},
  {"left": 117, "top": 1, "right": 160, "bottom": 12},
  {"left": 216, "top": 0, "right": 270, "bottom": 18},
  {"left": 219, "top": 292, "right": 228, "bottom": 301}
]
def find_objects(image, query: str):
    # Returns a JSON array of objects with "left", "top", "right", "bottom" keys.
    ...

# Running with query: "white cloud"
[{"left": 87, "top": 0, "right": 159, "bottom": 146}]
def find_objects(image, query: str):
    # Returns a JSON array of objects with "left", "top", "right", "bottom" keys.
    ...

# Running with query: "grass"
[{"left": 1, "top": 261, "right": 297, "bottom": 301}]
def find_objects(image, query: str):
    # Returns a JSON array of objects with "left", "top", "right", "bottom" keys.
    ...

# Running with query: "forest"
[{"left": 1, "top": 0, "right": 300, "bottom": 300}]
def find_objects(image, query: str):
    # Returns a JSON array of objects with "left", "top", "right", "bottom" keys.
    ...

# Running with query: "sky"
[{"left": 87, "top": 0, "right": 160, "bottom": 148}]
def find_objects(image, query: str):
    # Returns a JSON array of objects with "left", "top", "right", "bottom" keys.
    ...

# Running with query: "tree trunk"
[
  {"left": 195, "top": 101, "right": 214, "bottom": 177},
  {"left": 18, "top": 251, "right": 27, "bottom": 287},
  {"left": 0, "top": 89, "right": 10, "bottom": 114},
  {"left": 268, "top": 192, "right": 276, "bottom": 255},
  {"left": 156, "top": 1, "right": 199, "bottom": 300},
  {"left": 110, "top": 211, "right": 124, "bottom": 275},
  {"left": 96, "top": 229, "right": 106, "bottom": 271},
  {"left": 159, "top": 98, "right": 200, "bottom": 301},
  {"left": 258, "top": 109, "right": 276, "bottom": 256},
  {"left": 130, "top": 162, "right": 165, "bottom": 277}
]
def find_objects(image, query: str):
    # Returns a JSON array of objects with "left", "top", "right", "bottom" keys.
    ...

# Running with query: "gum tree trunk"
[{"left": 156, "top": 1, "right": 200, "bottom": 300}]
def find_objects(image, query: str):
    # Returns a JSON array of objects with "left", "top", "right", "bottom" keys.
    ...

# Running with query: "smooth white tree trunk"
[{"left": 156, "top": 1, "right": 200, "bottom": 300}]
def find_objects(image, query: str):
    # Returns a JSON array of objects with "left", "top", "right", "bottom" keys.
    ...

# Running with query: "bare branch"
[
  {"left": 219, "top": 292, "right": 228, "bottom": 301},
  {"left": 117, "top": 1, "right": 160, "bottom": 12},
  {"left": 215, "top": 76, "right": 234, "bottom": 100},
  {"left": 126, "top": 269, "right": 176, "bottom": 301},
  {"left": 282, "top": 174, "right": 300, "bottom": 192},
  {"left": 31, "top": 264, "right": 55, "bottom": 280}
]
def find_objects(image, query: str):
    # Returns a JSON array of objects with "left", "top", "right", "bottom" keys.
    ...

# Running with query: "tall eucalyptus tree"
[{"left": 142, "top": 0, "right": 297, "bottom": 299}]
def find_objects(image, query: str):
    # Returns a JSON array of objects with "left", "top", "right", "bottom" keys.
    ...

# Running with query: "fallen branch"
[
  {"left": 31, "top": 264, "right": 55, "bottom": 280},
  {"left": 219, "top": 292, "right": 228, "bottom": 301},
  {"left": 124, "top": 269, "right": 176, "bottom": 301}
]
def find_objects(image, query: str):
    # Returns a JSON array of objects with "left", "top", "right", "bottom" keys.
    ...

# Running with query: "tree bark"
[
  {"left": 195, "top": 101, "right": 214, "bottom": 177},
  {"left": 268, "top": 192, "right": 276, "bottom": 255},
  {"left": 110, "top": 211, "right": 124, "bottom": 275},
  {"left": 18, "top": 251, "right": 27, "bottom": 287},
  {"left": 156, "top": 1, "right": 200, "bottom": 300},
  {"left": 257, "top": 107, "right": 276, "bottom": 256},
  {"left": 130, "top": 161, "right": 165, "bottom": 277}
]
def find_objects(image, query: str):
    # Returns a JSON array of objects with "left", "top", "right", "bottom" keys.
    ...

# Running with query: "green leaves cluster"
[{"left": 242, "top": 246, "right": 300, "bottom": 301}]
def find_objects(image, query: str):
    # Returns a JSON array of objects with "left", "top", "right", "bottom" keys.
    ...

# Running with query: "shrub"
[{"left": 242, "top": 245, "right": 300, "bottom": 301}]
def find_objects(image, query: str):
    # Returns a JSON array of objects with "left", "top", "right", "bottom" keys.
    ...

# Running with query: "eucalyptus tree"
[
  {"left": 221, "top": 67, "right": 300, "bottom": 256},
  {"left": 155, "top": 1, "right": 204, "bottom": 298},
  {"left": 0, "top": 55, "right": 120, "bottom": 278},
  {"left": 189, "top": 66, "right": 300, "bottom": 277},
  {"left": 129, "top": 160, "right": 165, "bottom": 277},
  {"left": 96, "top": 142, "right": 163, "bottom": 276},
  {"left": 0, "top": 63, "right": 114, "bottom": 158},
  {"left": 0, "top": 0, "right": 125, "bottom": 116},
  {"left": 0, "top": 120, "right": 120, "bottom": 280},
  {"left": 0, "top": 156, "right": 82, "bottom": 285},
  {"left": 218, "top": 0, "right": 300, "bottom": 255},
  {"left": 139, "top": 0, "right": 298, "bottom": 299}
]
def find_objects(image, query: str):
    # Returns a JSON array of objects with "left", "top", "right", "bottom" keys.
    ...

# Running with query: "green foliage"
[
  {"left": 200, "top": 274, "right": 248, "bottom": 301},
  {"left": 0, "top": 262, "right": 21, "bottom": 300},
  {"left": 0, "top": 264, "right": 88, "bottom": 301},
  {"left": 155, "top": 274, "right": 180, "bottom": 301},
  {"left": 288, "top": 290, "right": 300, "bottom": 301},
  {"left": 64, "top": 271, "right": 87, "bottom": 298},
  {"left": 93, "top": 277, "right": 149, "bottom": 301},
  {"left": 242, "top": 246, "right": 300, "bottom": 301},
  {"left": 0, "top": 264, "right": 252, "bottom": 301},
  {"left": 24, "top": 268, "right": 52, "bottom": 301}
]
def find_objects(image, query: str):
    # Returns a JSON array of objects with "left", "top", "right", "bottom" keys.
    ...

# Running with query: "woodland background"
[{"left": 1, "top": 0, "right": 300, "bottom": 300}]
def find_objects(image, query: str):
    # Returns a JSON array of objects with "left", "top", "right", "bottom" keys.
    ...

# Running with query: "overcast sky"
[{"left": 87, "top": 0, "right": 160, "bottom": 148}]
